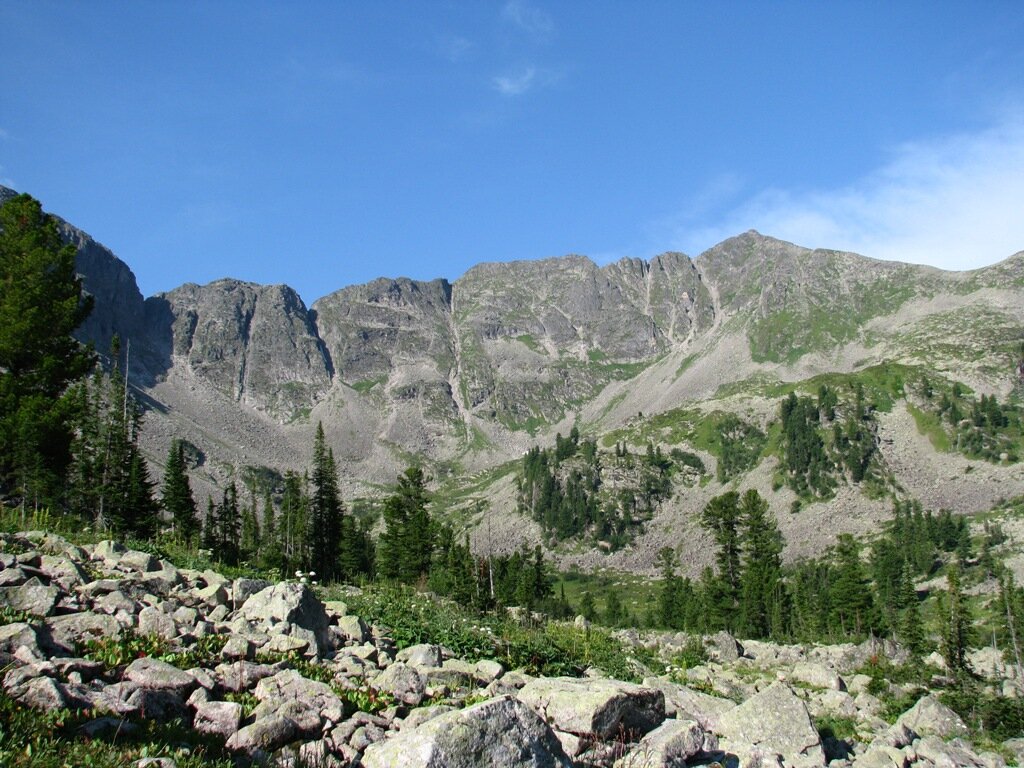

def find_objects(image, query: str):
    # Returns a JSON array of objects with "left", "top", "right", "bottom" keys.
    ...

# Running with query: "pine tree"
[
  {"left": 738, "top": 489, "right": 783, "bottom": 639},
  {"left": 898, "top": 559, "right": 926, "bottom": 657},
  {"left": 279, "top": 471, "right": 309, "bottom": 574},
  {"left": 307, "top": 423, "right": 343, "bottom": 581},
  {"left": 161, "top": 440, "right": 199, "bottom": 543},
  {"left": 700, "top": 491, "right": 742, "bottom": 630},
  {"left": 830, "top": 534, "right": 874, "bottom": 638},
  {"left": 240, "top": 495, "right": 261, "bottom": 563},
  {"left": 942, "top": 565, "right": 972, "bottom": 678},
  {"left": 0, "top": 193, "right": 95, "bottom": 504},
  {"left": 378, "top": 467, "right": 434, "bottom": 583},
  {"left": 657, "top": 547, "right": 681, "bottom": 629},
  {"left": 217, "top": 482, "right": 242, "bottom": 566}
]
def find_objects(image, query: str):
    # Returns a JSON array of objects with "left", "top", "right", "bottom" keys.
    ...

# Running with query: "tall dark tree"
[
  {"left": 307, "top": 422, "right": 343, "bottom": 581},
  {"left": 377, "top": 467, "right": 434, "bottom": 583},
  {"left": 0, "top": 193, "right": 94, "bottom": 504},
  {"left": 161, "top": 440, "right": 199, "bottom": 543},
  {"left": 700, "top": 491, "right": 743, "bottom": 629},
  {"left": 738, "top": 489, "right": 784, "bottom": 638},
  {"left": 942, "top": 565, "right": 972, "bottom": 678}
]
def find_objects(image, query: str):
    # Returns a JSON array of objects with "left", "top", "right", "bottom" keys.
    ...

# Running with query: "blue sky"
[{"left": 2, "top": 2, "right": 1023, "bottom": 305}]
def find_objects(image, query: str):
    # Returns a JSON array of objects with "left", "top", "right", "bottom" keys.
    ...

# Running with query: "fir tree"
[
  {"left": 830, "top": 534, "right": 875, "bottom": 638},
  {"left": 700, "top": 491, "right": 742, "bottom": 629},
  {"left": 0, "top": 193, "right": 95, "bottom": 505},
  {"left": 942, "top": 565, "right": 972, "bottom": 678},
  {"left": 580, "top": 591, "right": 596, "bottom": 621},
  {"left": 161, "top": 440, "right": 199, "bottom": 543},
  {"left": 378, "top": 467, "right": 434, "bottom": 583},
  {"left": 308, "top": 422, "right": 343, "bottom": 581},
  {"left": 898, "top": 559, "right": 926, "bottom": 657},
  {"left": 737, "top": 489, "right": 784, "bottom": 639}
]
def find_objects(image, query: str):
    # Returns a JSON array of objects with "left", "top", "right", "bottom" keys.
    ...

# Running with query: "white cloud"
[
  {"left": 672, "top": 112, "right": 1024, "bottom": 269},
  {"left": 501, "top": 0, "right": 554, "bottom": 42},
  {"left": 492, "top": 66, "right": 537, "bottom": 96},
  {"left": 0, "top": 127, "right": 9, "bottom": 141}
]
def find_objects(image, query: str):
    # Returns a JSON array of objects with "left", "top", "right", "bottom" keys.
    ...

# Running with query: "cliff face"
[{"left": 148, "top": 280, "right": 332, "bottom": 422}]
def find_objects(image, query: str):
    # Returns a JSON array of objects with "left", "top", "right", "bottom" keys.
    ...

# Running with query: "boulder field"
[{"left": 0, "top": 530, "right": 1018, "bottom": 767}]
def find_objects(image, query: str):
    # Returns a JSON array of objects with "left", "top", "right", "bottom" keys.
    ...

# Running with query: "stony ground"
[{"left": 2, "top": 530, "right": 1022, "bottom": 767}]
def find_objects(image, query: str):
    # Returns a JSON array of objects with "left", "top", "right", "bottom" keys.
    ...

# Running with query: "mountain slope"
[{"left": 3, "top": 186, "right": 1023, "bottom": 574}]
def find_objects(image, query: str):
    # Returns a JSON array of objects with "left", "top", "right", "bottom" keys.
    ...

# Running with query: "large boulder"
[
  {"left": 641, "top": 678, "right": 736, "bottom": 731},
  {"left": 362, "top": 695, "right": 572, "bottom": 768},
  {"left": 372, "top": 661, "right": 427, "bottom": 706},
  {"left": 613, "top": 718, "right": 716, "bottom": 768},
  {"left": 238, "top": 583, "right": 331, "bottom": 656},
  {"left": 895, "top": 694, "right": 969, "bottom": 739},
  {"left": 517, "top": 677, "right": 665, "bottom": 740},
  {"left": 715, "top": 682, "right": 825, "bottom": 768},
  {"left": 0, "top": 585, "right": 61, "bottom": 616}
]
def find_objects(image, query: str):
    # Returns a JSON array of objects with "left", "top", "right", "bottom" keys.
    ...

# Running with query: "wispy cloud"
[
  {"left": 0, "top": 127, "right": 9, "bottom": 141},
  {"left": 501, "top": 0, "right": 554, "bottom": 42},
  {"left": 492, "top": 66, "right": 537, "bottom": 96},
  {"left": 438, "top": 35, "right": 475, "bottom": 63},
  {"left": 670, "top": 112, "right": 1024, "bottom": 269}
]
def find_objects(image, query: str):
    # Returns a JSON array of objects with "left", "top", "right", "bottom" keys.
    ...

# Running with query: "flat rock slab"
[
  {"left": 517, "top": 676, "right": 665, "bottom": 739},
  {"left": 715, "top": 681, "right": 825, "bottom": 768},
  {"left": 362, "top": 695, "right": 572, "bottom": 768}
]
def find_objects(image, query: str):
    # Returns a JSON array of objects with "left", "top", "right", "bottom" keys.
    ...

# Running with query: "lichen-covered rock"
[
  {"left": 641, "top": 677, "right": 735, "bottom": 731},
  {"left": 238, "top": 582, "right": 331, "bottom": 655},
  {"left": 361, "top": 695, "right": 572, "bottom": 768},
  {"left": 373, "top": 661, "right": 426, "bottom": 706},
  {"left": 895, "top": 694, "right": 969, "bottom": 739},
  {"left": 517, "top": 676, "right": 665, "bottom": 739},
  {"left": 194, "top": 700, "right": 243, "bottom": 738},
  {"left": 124, "top": 657, "right": 196, "bottom": 694},
  {"left": 613, "top": 718, "right": 714, "bottom": 768},
  {"left": 0, "top": 584, "right": 61, "bottom": 616},
  {"left": 225, "top": 713, "right": 298, "bottom": 754},
  {"left": 715, "top": 682, "right": 825, "bottom": 768}
]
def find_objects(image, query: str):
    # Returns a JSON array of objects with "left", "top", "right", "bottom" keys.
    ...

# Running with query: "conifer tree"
[
  {"left": 0, "top": 193, "right": 95, "bottom": 504},
  {"left": 898, "top": 559, "right": 926, "bottom": 657},
  {"left": 700, "top": 491, "right": 742, "bottom": 629},
  {"left": 279, "top": 471, "right": 309, "bottom": 574},
  {"left": 161, "top": 440, "right": 199, "bottom": 543},
  {"left": 830, "top": 534, "right": 875, "bottom": 638},
  {"left": 378, "top": 467, "right": 434, "bottom": 583},
  {"left": 217, "top": 482, "right": 242, "bottom": 566},
  {"left": 240, "top": 495, "right": 261, "bottom": 563},
  {"left": 738, "top": 489, "right": 783, "bottom": 638},
  {"left": 308, "top": 422, "right": 343, "bottom": 581},
  {"left": 942, "top": 565, "right": 972, "bottom": 678}
]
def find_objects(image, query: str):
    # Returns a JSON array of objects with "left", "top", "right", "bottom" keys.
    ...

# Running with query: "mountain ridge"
[{"left": 3, "top": 185, "right": 1024, "bottom": 575}]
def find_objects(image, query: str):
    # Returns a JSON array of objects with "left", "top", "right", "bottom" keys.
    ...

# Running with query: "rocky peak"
[{"left": 150, "top": 279, "right": 332, "bottom": 422}]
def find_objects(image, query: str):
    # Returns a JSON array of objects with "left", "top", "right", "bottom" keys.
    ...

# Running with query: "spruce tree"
[
  {"left": 738, "top": 489, "right": 783, "bottom": 639},
  {"left": 161, "top": 440, "right": 199, "bottom": 543},
  {"left": 830, "top": 534, "right": 874, "bottom": 638},
  {"left": 700, "top": 491, "right": 742, "bottom": 629},
  {"left": 898, "top": 559, "right": 926, "bottom": 657},
  {"left": 307, "top": 423, "right": 343, "bottom": 581},
  {"left": 378, "top": 467, "right": 433, "bottom": 583},
  {"left": 0, "top": 193, "right": 95, "bottom": 504},
  {"left": 942, "top": 565, "right": 972, "bottom": 678}
]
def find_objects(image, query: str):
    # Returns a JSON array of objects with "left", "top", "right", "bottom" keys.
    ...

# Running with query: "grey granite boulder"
[
  {"left": 517, "top": 676, "right": 665, "bottom": 739},
  {"left": 715, "top": 681, "right": 825, "bottom": 768},
  {"left": 372, "top": 661, "right": 427, "bottom": 706},
  {"left": 124, "top": 657, "right": 196, "bottom": 694},
  {"left": 613, "top": 718, "right": 715, "bottom": 768},
  {"left": 362, "top": 695, "right": 572, "bottom": 768},
  {"left": 238, "top": 582, "right": 331, "bottom": 655},
  {"left": 895, "top": 694, "right": 969, "bottom": 739}
]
